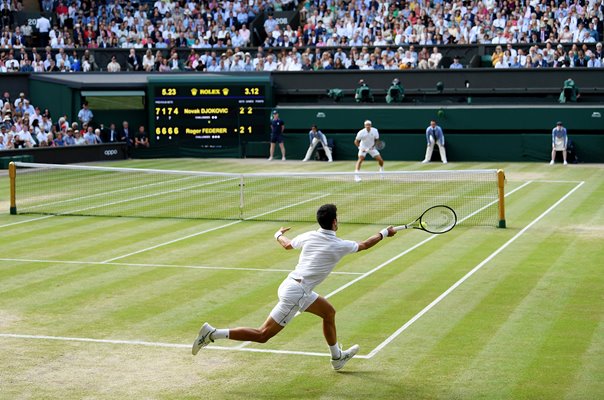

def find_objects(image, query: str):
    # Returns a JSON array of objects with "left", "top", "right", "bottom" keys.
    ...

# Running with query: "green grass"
[{"left": 0, "top": 159, "right": 603, "bottom": 399}]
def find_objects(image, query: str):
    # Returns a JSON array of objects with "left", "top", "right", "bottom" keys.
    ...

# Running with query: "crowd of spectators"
[
  {"left": 0, "top": 0, "right": 601, "bottom": 72},
  {"left": 0, "top": 91, "right": 147, "bottom": 150},
  {"left": 490, "top": 41, "right": 603, "bottom": 67}
]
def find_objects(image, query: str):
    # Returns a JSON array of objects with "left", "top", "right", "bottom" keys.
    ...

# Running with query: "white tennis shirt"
[
  {"left": 355, "top": 127, "right": 379, "bottom": 150},
  {"left": 289, "top": 228, "right": 359, "bottom": 292}
]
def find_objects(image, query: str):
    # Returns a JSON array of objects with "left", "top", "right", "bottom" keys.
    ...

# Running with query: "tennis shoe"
[
  {"left": 282, "top": 157, "right": 286, "bottom": 161},
  {"left": 331, "top": 344, "right": 360, "bottom": 371},
  {"left": 549, "top": 160, "right": 554, "bottom": 165},
  {"left": 563, "top": 161, "right": 568, "bottom": 165},
  {"left": 422, "top": 159, "right": 429, "bottom": 164},
  {"left": 192, "top": 322, "right": 215, "bottom": 355},
  {"left": 267, "top": 157, "right": 273, "bottom": 161},
  {"left": 354, "top": 175, "right": 362, "bottom": 182}
]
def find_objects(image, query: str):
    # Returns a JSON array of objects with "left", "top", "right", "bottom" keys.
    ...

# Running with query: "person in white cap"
[{"left": 353, "top": 120, "right": 384, "bottom": 182}]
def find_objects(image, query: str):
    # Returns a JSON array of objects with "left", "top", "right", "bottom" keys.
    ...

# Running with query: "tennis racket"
[
  {"left": 374, "top": 140, "right": 386, "bottom": 150},
  {"left": 394, "top": 205, "right": 457, "bottom": 234}
]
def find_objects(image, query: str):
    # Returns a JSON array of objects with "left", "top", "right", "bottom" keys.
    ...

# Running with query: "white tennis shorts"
[
  {"left": 554, "top": 137, "right": 566, "bottom": 151},
  {"left": 270, "top": 278, "right": 319, "bottom": 326},
  {"left": 358, "top": 148, "right": 380, "bottom": 158}
]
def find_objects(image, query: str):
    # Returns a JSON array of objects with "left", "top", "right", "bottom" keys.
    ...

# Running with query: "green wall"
[
  {"left": 29, "top": 80, "right": 73, "bottom": 121},
  {"left": 273, "top": 106, "right": 604, "bottom": 162}
]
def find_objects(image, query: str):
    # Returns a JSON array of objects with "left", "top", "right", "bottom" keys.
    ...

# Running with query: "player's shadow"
[{"left": 332, "top": 369, "right": 418, "bottom": 390}]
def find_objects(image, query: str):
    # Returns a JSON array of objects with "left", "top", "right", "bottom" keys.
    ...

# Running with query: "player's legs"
[
  {"left": 279, "top": 141, "right": 286, "bottom": 160},
  {"left": 321, "top": 140, "right": 333, "bottom": 162},
  {"left": 437, "top": 143, "right": 448, "bottom": 163},
  {"left": 269, "top": 142, "right": 276, "bottom": 160},
  {"left": 550, "top": 148, "right": 556, "bottom": 164},
  {"left": 374, "top": 154, "right": 385, "bottom": 170},
  {"left": 562, "top": 149, "right": 568, "bottom": 164},
  {"left": 423, "top": 142, "right": 435, "bottom": 163},
  {"left": 304, "top": 295, "right": 337, "bottom": 345},
  {"left": 355, "top": 155, "right": 365, "bottom": 171},
  {"left": 355, "top": 155, "right": 365, "bottom": 182},
  {"left": 305, "top": 295, "right": 360, "bottom": 370},
  {"left": 303, "top": 138, "right": 318, "bottom": 161},
  {"left": 228, "top": 315, "right": 284, "bottom": 343}
]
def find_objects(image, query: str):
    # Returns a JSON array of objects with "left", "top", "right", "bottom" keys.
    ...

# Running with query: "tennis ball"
[{"left": 420, "top": 221, "right": 428, "bottom": 229}]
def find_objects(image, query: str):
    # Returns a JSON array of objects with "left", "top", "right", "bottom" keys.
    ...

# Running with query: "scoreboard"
[{"left": 148, "top": 76, "right": 273, "bottom": 152}]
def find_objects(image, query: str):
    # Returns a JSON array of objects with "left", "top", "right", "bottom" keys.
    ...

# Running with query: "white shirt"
[
  {"left": 289, "top": 228, "right": 358, "bottom": 292},
  {"left": 355, "top": 127, "right": 379, "bottom": 150},
  {"left": 36, "top": 16, "right": 51, "bottom": 33}
]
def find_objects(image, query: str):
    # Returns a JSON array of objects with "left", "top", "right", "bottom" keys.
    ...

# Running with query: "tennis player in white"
[
  {"left": 192, "top": 204, "right": 396, "bottom": 370},
  {"left": 354, "top": 120, "right": 385, "bottom": 182}
]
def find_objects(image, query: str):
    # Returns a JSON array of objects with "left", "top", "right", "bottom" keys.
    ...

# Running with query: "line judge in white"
[
  {"left": 354, "top": 120, "right": 385, "bottom": 182},
  {"left": 193, "top": 204, "right": 396, "bottom": 371}
]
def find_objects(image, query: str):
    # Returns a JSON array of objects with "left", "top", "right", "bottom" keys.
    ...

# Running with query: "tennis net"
[{"left": 9, "top": 162, "right": 505, "bottom": 227}]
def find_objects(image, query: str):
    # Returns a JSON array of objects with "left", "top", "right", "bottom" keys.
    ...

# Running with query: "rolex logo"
[
  {"left": 222, "top": 88, "right": 229, "bottom": 96},
  {"left": 191, "top": 88, "right": 198, "bottom": 96}
]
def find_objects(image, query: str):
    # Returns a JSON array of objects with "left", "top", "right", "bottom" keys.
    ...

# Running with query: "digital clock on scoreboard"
[{"left": 148, "top": 76, "right": 273, "bottom": 151}]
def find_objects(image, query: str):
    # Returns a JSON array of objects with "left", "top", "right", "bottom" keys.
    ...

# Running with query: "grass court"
[{"left": 0, "top": 158, "right": 602, "bottom": 399}]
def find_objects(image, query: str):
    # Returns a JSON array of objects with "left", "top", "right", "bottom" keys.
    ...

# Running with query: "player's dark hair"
[{"left": 317, "top": 204, "right": 337, "bottom": 230}]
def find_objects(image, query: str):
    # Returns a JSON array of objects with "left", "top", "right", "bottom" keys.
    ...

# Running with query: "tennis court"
[{"left": 1, "top": 159, "right": 602, "bottom": 399}]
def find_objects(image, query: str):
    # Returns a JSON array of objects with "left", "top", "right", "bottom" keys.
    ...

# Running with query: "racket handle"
[{"left": 393, "top": 225, "right": 408, "bottom": 232}]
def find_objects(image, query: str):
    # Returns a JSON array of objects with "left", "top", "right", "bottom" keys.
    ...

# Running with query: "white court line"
[
  {"left": 0, "top": 333, "right": 360, "bottom": 358},
  {"left": 0, "top": 215, "right": 54, "bottom": 228},
  {"left": 101, "top": 193, "right": 331, "bottom": 263},
  {"left": 0, "top": 257, "right": 362, "bottom": 275},
  {"left": 365, "top": 180, "right": 585, "bottom": 359}
]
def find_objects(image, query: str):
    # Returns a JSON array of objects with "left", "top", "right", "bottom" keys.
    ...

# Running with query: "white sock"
[
  {"left": 379, "top": 166, "right": 384, "bottom": 172},
  {"left": 212, "top": 329, "right": 229, "bottom": 340},
  {"left": 329, "top": 343, "right": 341, "bottom": 359},
  {"left": 355, "top": 169, "right": 359, "bottom": 173}
]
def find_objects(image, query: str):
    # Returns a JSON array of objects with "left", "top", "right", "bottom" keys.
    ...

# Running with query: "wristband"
[
  {"left": 379, "top": 228, "right": 389, "bottom": 239},
  {"left": 274, "top": 230, "right": 283, "bottom": 240}
]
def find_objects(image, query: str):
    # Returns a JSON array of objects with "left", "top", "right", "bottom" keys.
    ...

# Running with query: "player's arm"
[
  {"left": 357, "top": 226, "right": 396, "bottom": 251},
  {"left": 281, "top": 123, "right": 285, "bottom": 134},
  {"left": 274, "top": 227, "right": 293, "bottom": 250}
]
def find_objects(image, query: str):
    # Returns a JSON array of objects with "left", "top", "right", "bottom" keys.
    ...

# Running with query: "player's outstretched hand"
[
  {"left": 386, "top": 226, "right": 397, "bottom": 237},
  {"left": 278, "top": 227, "right": 291, "bottom": 235}
]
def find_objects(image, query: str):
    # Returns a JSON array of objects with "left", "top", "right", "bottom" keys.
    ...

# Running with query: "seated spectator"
[
  {"left": 53, "top": 131, "right": 65, "bottom": 146},
  {"left": 142, "top": 49, "right": 155, "bottom": 72},
  {"left": 74, "top": 130, "right": 85, "bottom": 145},
  {"left": 127, "top": 49, "right": 142, "bottom": 71},
  {"left": 135, "top": 125, "right": 149, "bottom": 148},
  {"left": 449, "top": 57, "right": 463, "bottom": 69},
  {"left": 106, "top": 55, "right": 121, "bottom": 72},
  {"left": 83, "top": 126, "right": 101, "bottom": 144},
  {"left": 63, "top": 128, "right": 75, "bottom": 145},
  {"left": 428, "top": 47, "right": 442, "bottom": 69},
  {"left": 492, "top": 46, "right": 504, "bottom": 67}
]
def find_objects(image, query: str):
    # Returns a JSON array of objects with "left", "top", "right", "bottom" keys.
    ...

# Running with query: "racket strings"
[{"left": 421, "top": 207, "right": 456, "bottom": 233}]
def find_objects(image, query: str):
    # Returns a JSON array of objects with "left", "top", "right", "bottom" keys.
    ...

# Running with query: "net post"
[
  {"left": 9, "top": 161, "right": 17, "bottom": 215},
  {"left": 497, "top": 169, "right": 506, "bottom": 228},
  {"left": 239, "top": 175, "right": 245, "bottom": 219}
]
